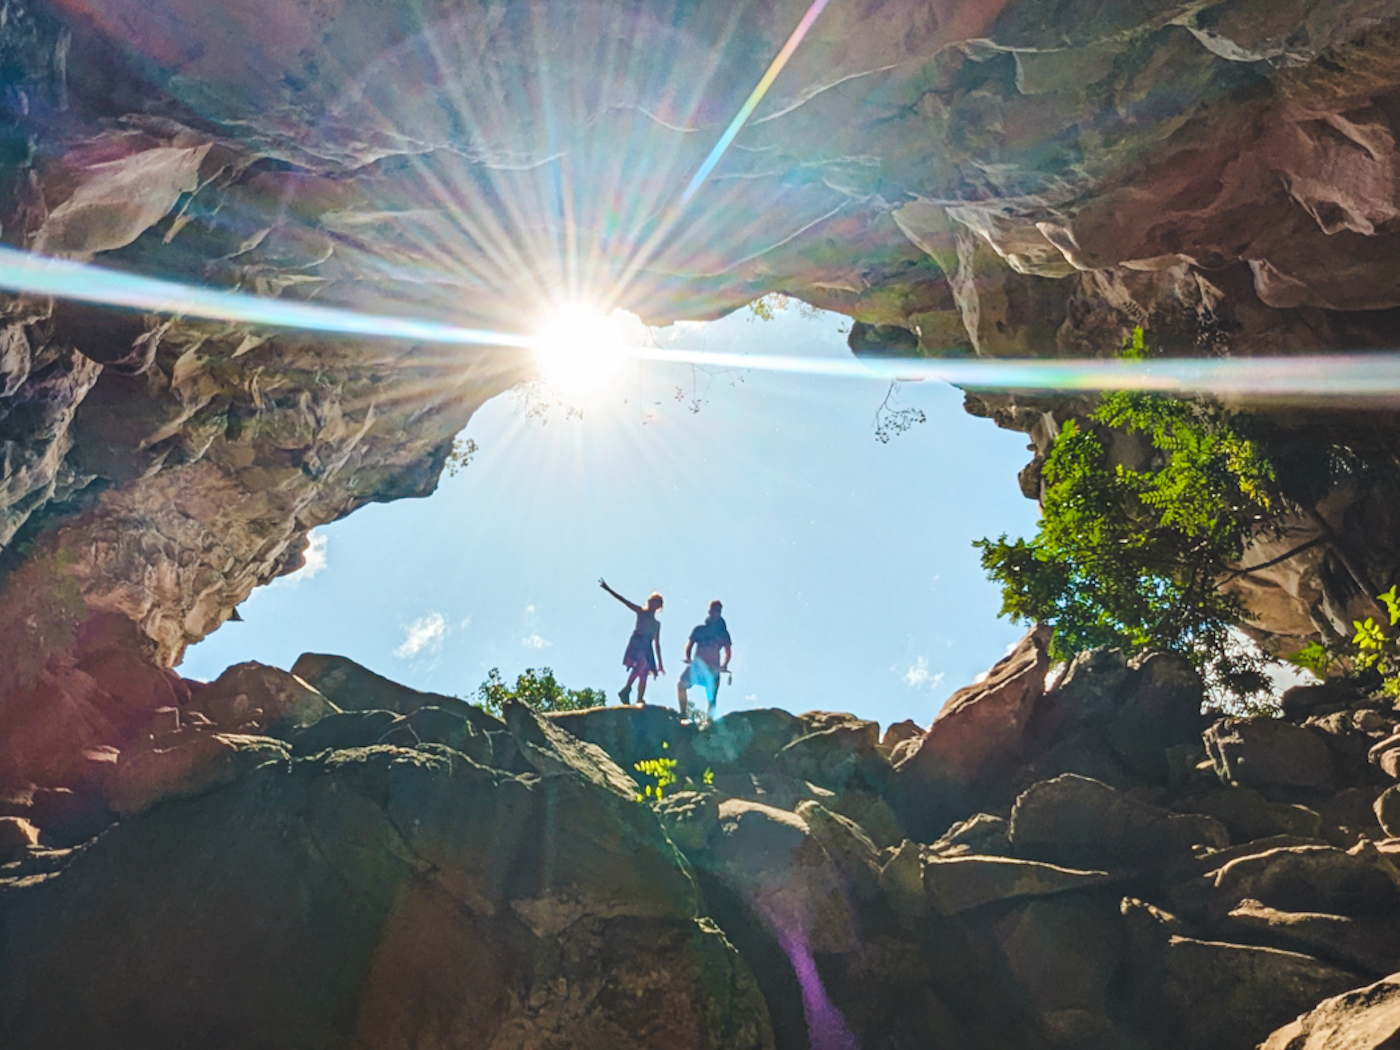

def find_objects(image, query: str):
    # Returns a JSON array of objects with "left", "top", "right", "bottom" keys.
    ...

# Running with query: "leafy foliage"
[
  {"left": 746, "top": 293, "right": 820, "bottom": 322},
  {"left": 634, "top": 742, "right": 679, "bottom": 801},
  {"left": 445, "top": 436, "right": 478, "bottom": 477},
  {"left": 976, "top": 334, "right": 1280, "bottom": 701},
  {"left": 476, "top": 666, "right": 606, "bottom": 716}
]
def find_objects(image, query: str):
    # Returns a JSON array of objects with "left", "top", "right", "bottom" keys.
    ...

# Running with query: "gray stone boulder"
[
  {"left": 1370, "top": 732, "right": 1400, "bottom": 780},
  {"left": 290, "top": 652, "right": 461, "bottom": 715},
  {"left": 0, "top": 745, "right": 772, "bottom": 1050},
  {"left": 287, "top": 710, "right": 409, "bottom": 755},
  {"left": 501, "top": 699, "right": 639, "bottom": 799},
  {"left": 774, "top": 719, "right": 886, "bottom": 793},
  {"left": 0, "top": 816, "right": 38, "bottom": 863},
  {"left": 1185, "top": 785, "right": 1325, "bottom": 842},
  {"left": 706, "top": 799, "right": 857, "bottom": 954},
  {"left": 692, "top": 709, "right": 805, "bottom": 771},
  {"left": 1376, "top": 784, "right": 1400, "bottom": 837},
  {"left": 1205, "top": 718, "right": 1335, "bottom": 791},
  {"left": 547, "top": 703, "right": 691, "bottom": 774},
  {"left": 1010, "top": 774, "right": 1227, "bottom": 869},
  {"left": 923, "top": 855, "right": 1111, "bottom": 916},
  {"left": 931, "top": 812, "right": 1012, "bottom": 857},
  {"left": 189, "top": 661, "right": 337, "bottom": 731},
  {"left": 992, "top": 896, "right": 1126, "bottom": 1046},
  {"left": 1260, "top": 971, "right": 1400, "bottom": 1050},
  {"left": 105, "top": 729, "right": 290, "bottom": 817},
  {"left": 1209, "top": 843, "right": 1400, "bottom": 918},
  {"left": 1224, "top": 899, "right": 1400, "bottom": 976},
  {"left": 1162, "top": 937, "right": 1365, "bottom": 1050}
]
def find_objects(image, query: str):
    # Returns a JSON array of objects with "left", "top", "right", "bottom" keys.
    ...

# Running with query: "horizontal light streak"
[
  {"left": 632, "top": 346, "right": 1400, "bottom": 400},
  {"left": 5, "top": 246, "right": 1400, "bottom": 401},
  {"left": 0, "top": 246, "right": 534, "bottom": 349}
]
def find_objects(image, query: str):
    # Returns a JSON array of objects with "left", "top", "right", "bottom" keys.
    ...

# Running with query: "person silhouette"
[
  {"left": 599, "top": 578, "right": 664, "bottom": 705},
  {"left": 678, "top": 600, "right": 731, "bottom": 723}
]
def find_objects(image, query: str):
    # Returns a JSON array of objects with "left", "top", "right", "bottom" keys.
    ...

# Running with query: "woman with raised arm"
[{"left": 599, "top": 578, "right": 664, "bottom": 705}]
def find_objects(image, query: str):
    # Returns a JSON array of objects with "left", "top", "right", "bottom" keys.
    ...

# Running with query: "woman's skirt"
[{"left": 623, "top": 631, "right": 657, "bottom": 674}]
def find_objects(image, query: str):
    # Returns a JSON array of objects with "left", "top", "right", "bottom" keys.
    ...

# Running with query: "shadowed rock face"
[
  {"left": 8, "top": 651, "right": 1400, "bottom": 1049},
  {"left": 3, "top": 1, "right": 1400, "bottom": 846}
]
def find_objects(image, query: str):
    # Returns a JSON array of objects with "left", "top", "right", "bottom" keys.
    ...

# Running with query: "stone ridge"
[{"left": 6, "top": 639, "right": 1400, "bottom": 1048}]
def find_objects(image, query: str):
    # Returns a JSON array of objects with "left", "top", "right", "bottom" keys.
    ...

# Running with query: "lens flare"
[
  {"left": 0, "top": 246, "right": 532, "bottom": 349},
  {"left": 530, "top": 306, "right": 638, "bottom": 395}
]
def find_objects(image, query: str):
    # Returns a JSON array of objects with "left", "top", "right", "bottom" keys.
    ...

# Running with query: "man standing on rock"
[{"left": 678, "top": 600, "right": 731, "bottom": 723}]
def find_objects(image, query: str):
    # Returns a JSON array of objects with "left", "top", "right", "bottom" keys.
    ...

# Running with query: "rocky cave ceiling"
[{"left": 3, "top": 0, "right": 1400, "bottom": 781}]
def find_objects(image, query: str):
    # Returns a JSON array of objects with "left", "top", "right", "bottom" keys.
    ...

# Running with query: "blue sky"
[{"left": 182, "top": 304, "right": 1040, "bottom": 730}]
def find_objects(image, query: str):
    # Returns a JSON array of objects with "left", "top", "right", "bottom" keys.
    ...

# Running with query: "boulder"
[
  {"left": 1376, "top": 785, "right": 1400, "bottom": 837},
  {"left": 1010, "top": 774, "right": 1227, "bottom": 869},
  {"left": 290, "top": 653, "right": 460, "bottom": 715},
  {"left": 105, "top": 730, "right": 290, "bottom": 817},
  {"left": 1162, "top": 937, "right": 1366, "bottom": 1050},
  {"left": 894, "top": 627, "right": 1051, "bottom": 788},
  {"left": 1260, "top": 972, "right": 1400, "bottom": 1050},
  {"left": 1224, "top": 900, "right": 1400, "bottom": 976},
  {"left": 404, "top": 705, "right": 497, "bottom": 766},
  {"left": 707, "top": 799, "right": 856, "bottom": 954},
  {"left": 992, "top": 897, "right": 1126, "bottom": 1046},
  {"left": 881, "top": 720, "right": 922, "bottom": 750},
  {"left": 931, "top": 813, "right": 1012, "bottom": 857},
  {"left": 287, "top": 710, "right": 410, "bottom": 755},
  {"left": 774, "top": 721, "right": 885, "bottom": 792},
  {"left": 0, "top": 745, "right": 772, "bottom": 1050},
  {"left": 1209, "top": 843, "right": 1400, "bottom": 918},
  {"left": 1280, "top": 681, "right": 1370, "bottom": 721},
  {"left": 547, "top": 703, "right": 691, "bottom": 773},
  {"left": 795, "top": 801, "right": 883, "bottom": 905},
  {"left": 654, "top": 789, "right": 721, "bottom": 854},
  {"left": 1051, "top": 649, "right": 1207, "bottom": 782},
  {"left": 1184, "top": 785, "right": 1325, "bottom": 842},
  {"left": 1369, "top": 733, "right": 1400, "bottom": 780},
  {"left": 692, "top": 709, "right": 805, "bottom": 771},
  {"left": 189, "top": 662, "right": 337, "bottom": 731},
  {"left": 501, "top": 699, "right": 639, "bottom": 799},
  {"left": 0, "top": 816, "right": 39, "bottom": 862},
  {"left": 923, "top": 855, "right": 1111, "bottom": 916},
  {"left": 1204, "top": 718, "right": 1335, "bottom": 791}
]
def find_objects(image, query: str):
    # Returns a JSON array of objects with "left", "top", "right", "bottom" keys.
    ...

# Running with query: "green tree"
[
  {"left": 476, "top": 666, "right": 606, "bottom": 715},
  {"left": 976, "top": 384, "right": 1279, "bottom": 702}
]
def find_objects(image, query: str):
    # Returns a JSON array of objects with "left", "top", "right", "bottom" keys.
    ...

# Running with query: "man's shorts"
[{"left": 680, "top": 660, "right": 720, "bottom": 696}]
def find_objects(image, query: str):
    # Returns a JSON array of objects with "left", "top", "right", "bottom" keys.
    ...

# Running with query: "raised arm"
[{"left": 598, "top": 578, "right": 642, "bottom": 614}]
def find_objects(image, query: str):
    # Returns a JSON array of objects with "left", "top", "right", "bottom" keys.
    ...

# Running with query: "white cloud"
[
  {"left": 395, "top": 612, "right": 447, "bottom": 659},
  {"left": 744, "top": 693, "right": 759, "bottom": 703},
  {"left": 300, "top": 530, "right": 329, "bottom": 579},
  {"left": 902, "top": 657, "right": 946, "bottom": 691},
  {"left": 521, "top": 633, "right": 553, "bottom": 649}
]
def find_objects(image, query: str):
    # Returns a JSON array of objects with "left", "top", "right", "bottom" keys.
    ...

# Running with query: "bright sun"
[{"left": 531, "top": 306, "right": 636, "bottom": 396}]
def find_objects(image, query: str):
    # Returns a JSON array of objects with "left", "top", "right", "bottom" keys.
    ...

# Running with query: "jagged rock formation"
[
  {"left": 8, "top": 636, "right": 1400, "bottom": 1048},
  {"left": 1, "top": 0, "right": 1400, "bottom": 780}
]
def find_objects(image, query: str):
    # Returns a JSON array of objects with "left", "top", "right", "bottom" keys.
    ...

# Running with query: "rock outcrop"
[
  {"left": 8, "top": 644, "right": 1400, "bottom": 1048},
  {"left": 0, "top": 0, "right": 1398, "bottom": 779}
]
